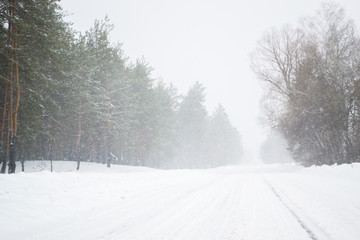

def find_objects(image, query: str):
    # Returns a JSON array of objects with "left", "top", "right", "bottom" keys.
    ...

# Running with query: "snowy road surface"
[{"left": 1, "top": 162, "right": 360, "bottom": 240}]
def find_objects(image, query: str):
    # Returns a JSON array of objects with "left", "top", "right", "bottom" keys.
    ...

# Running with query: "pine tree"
[
  {"left": 176, "top": 82, "right": 208, "bottom": 168},
  {"left": 206, "top": 104, "right": 242, "bottom": 167}
]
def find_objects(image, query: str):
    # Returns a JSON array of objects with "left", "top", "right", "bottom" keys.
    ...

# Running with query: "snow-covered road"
[{"left": 1, "top": 162, "right": 360, "bottom": 240}]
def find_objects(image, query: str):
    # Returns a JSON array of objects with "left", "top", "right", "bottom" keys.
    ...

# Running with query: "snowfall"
[{"left": 1, "top": 161, "right": 360, "bottom": 240}]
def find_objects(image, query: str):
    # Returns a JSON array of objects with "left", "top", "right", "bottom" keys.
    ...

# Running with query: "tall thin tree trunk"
[
  {"left": 8, "top": 0, "right": 19, "bottom": 174},
  {"left": 8, "top": 36, "right": 15, "bottom": 174},
  {"left": 2, "top": 95, "right": 12, "bottom": 173},
  {"left": 0, "top": 1, "right": 14, "bottom": 174},
  {"left": 76, "top": 95, "right": 82, "bottom": 170},
  {"left": 20, "top": 144, "right": 24, "bottom": 172},
  {"left": 106, "top": 106, "right": 111, "bottom": 168},
  {"left": 1, "top": 82, "right": 8, "bottom": 142},
  {"left": 105, "top": 73, "right": 111, "bottom": 168},
  {"left": 0, "top": 82, "right": 8, "bottom": 171}
]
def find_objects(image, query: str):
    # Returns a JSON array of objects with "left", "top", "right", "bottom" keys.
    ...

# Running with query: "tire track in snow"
[{"left": 263, "top": 179, "right": 318, "bottom": 240}]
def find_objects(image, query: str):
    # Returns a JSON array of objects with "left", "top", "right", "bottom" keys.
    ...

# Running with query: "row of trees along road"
[
  {"left": 253, "top": 2, "right": 360, "bottom": 166},
  {"left": 0, "top": 0, "right": 243, "bottom": 173}
]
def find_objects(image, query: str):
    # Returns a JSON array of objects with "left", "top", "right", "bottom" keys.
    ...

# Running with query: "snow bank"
[{"left": 14, "top": 160, "right": 155, "bottom": 173}]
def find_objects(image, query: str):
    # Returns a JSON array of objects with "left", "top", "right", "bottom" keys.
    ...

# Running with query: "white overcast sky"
[{"left": 60, "top": 0, "right": 360, "bottom": 162}]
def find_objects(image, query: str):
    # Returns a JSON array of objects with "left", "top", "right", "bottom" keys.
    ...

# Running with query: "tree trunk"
[
  {"left": 0, "top": 152, "right": 7, "bottom": 173},
  {"left": 8, "top": 135, "right": 16, "bottom": 173},
  {"left": 106, "top": 138, "right": 111, "bottom": 168},
  {"left": 75, "top": 92, "right": 82, "bottom": 170},
  {"left": 2, "top": 0, "right": 19, "bottom": 174},
  {"left": 0, "top": 84, "right": 8, "bottom": 173},
  {"left": 21, "top": 158, "right": 24, "bottom": 172},
  {"left": 105, "top": 71, "right": 111, "bottom": 168},
  {"left": 1, "top": 82, "right": 8, "bottom": 144}
]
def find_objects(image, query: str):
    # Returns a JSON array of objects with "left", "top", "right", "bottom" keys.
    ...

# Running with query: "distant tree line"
[
  {"left": 0, "top": 0, "right": 242, "bottom": 173},
  {"left": 253, "top": 2, "right": 360, "bottom": 166}
]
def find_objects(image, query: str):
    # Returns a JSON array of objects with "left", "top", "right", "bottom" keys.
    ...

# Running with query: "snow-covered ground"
[{"left": 1, "top": 161, "right": 360, "bottom": 240}]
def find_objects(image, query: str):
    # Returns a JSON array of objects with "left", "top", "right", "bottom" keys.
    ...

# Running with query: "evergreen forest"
[{"left": 0, "top": 0, "right": 243, "bottom": 173}]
